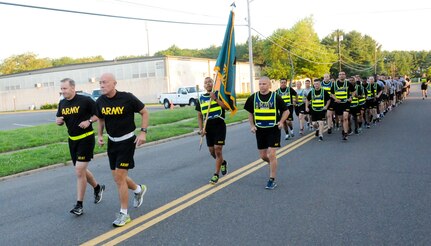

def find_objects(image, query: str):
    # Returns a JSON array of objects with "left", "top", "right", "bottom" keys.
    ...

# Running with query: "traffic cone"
[{"left": 170, "top": 100, "right": 174, "bottom": 110}]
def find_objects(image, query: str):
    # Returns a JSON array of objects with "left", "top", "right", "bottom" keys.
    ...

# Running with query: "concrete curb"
[{"left": 0, "top": 119, "right": 248, "bottom": 182}]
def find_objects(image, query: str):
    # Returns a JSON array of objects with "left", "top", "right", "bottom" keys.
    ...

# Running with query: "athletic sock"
[
  {"left": 133, "top": 185, "right": 142, "bottom": 194},
  {"left": 94, "top": 184, "right": 100, "bottom": 192},
  {"left": 269, "top": 177, "right": 275, "bottom": 182},
  {"left": 120, "top": 208, "right": 128, "bottom": 215},
  {"left": 77, "top": 201, "right": 83, "bottom": 207}
]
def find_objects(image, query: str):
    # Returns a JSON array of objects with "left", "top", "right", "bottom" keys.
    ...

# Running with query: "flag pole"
[{"left": 199, "top": 74, "right": 218, "bottom": 150}]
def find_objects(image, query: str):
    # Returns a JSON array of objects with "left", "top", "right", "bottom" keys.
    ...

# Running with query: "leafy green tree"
[
  {"left": 0, "top": 52, "right": 52, "bottom": 75},
  {"left": 262, "top": 17, "right": 336, "bottom": 80}
]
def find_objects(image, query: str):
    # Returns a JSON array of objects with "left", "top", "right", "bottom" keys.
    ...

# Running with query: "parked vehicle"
[
  {"left": 158, "top": 86, "right": 202, "bottom": 109},
  {"left": 92, "top": 89, "right": 102, "bottom": 100}
]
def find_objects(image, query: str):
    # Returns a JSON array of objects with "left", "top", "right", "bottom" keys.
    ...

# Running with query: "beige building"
[{"left": 0, "top": 56, "right": 260, "bottom": 111}]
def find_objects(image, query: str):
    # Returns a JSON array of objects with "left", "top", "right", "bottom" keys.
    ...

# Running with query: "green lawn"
[{"left": 0, "top": 105, "right": 248, "bottom": 177}]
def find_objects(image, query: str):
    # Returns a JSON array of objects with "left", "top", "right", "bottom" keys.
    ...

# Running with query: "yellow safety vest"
[
  {"left": 311, "top": 89, "right": 325, "bottom": 111},
  {"left": 276, "top": 87, "right": 292, "bottom": 106},
  {"left": 199, "top": 94, "right": 222, "bottom": 120},
  {"left": 254, "top": 92, "right": 277, "bottom": 128},
  {"left": 334, "top": 80, "right": 348, "bottom": 102}
]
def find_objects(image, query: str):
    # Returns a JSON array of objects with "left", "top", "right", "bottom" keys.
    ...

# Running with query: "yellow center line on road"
[{"left": 81, "top": 131, "right": 316, "bottom": 246}]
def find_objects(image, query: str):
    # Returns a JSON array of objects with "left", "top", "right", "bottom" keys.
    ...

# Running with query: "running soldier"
[
  {"left": 244, "top": 76, "right": 289, "bottom": 190},
  {"left": 196, "top": 77, "right": 229, "bottom": 184},
  {"left": 305, "top": 79, "right": 331, "bottom": 141},
  {"left": 331, "top": 71, "right": 356, "bottom": 140},
  {"left": 56, "top": 78, "right": 105, "bottom": 216},
  {"left": 276, "top": 78, "right": 297, "bottom": 140},
  {"left": 96, "top": 73, "right": 148, "bottom": 227},
  {"left": 321, "top": 73, "right": 335, "bottom": 134}
]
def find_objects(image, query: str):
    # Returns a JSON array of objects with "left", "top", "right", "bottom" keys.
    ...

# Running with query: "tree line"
[{"left": 1, "top": 17, "right": 430, "bottom": 80}]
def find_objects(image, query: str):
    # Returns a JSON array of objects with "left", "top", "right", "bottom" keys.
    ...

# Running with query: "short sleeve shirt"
[
  {"left": 96, "top": 91, "right": 145, "bottom": 137},
  {"left": 56, "top": 94, "right": 96, "bottom": 136}
]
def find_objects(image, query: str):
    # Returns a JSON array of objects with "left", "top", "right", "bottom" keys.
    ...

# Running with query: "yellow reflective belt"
[{"left": 69, "top": 131, "right": 94, "bottom": 141}]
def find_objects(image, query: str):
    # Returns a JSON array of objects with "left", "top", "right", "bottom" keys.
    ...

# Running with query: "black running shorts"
[
  {"left": 68, "top": 135, "right": 95, "bottom": 165},
  {"left": 107, "top": 135, "right": 136, "bottom": 170},
  {"left": 205, "top": 118, "right": 226, "bottom": 147},
  {"left": 255, "top": 126, "right": 281, "bottom": 150},
  {"left": 310, "top": 110, "right": 326, "bottom": 121},
  {"left": 334, "top": 102, "right": 350, "bottom": 116}
]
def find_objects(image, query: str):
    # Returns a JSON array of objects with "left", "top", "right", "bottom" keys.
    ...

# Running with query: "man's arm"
[
  {"left": 97, "top": 118, "right": 105, "bottom": 146},
  {"left": 135, "top": 107, "right": 149, "bottom": 147}
]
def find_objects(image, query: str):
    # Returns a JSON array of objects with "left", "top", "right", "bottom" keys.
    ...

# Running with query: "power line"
[
  {"left": 0, "top": 1, "right": 233, "bottom": 26},
  {"left": 252, "top": 27, "right": 337, "bottom": 65}
]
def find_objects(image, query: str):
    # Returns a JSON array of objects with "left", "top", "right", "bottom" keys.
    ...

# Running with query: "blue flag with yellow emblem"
[{"left": 214, "top": 10, "right": 237, "bottom": 116}]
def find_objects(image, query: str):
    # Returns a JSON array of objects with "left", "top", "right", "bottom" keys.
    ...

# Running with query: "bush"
[
  {"left": 236, "top": 92, "right": 251, "bottom": 99},
  {"left": 40, "top": 103, "right": 58, "bottom": 110}
]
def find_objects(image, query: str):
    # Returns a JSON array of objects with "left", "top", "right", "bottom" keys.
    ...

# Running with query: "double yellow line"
[{"left": 82, "top": 131, "right": 316, "bottom": 246}]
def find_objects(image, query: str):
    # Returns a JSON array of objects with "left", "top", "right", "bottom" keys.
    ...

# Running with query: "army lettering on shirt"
[
  {"left": 96, "top": 91, "right": 145, "bottom": 137},
  {"left": 56, "top": 94, "right": 96, "bottom": 136}
]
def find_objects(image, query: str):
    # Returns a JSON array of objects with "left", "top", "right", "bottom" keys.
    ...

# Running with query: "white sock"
[
  {"left": 120, "top": 208, "right": 128, "bottom": 215},
  {"left": 133, "top": 185, "right": 142, "bottom": 194}
]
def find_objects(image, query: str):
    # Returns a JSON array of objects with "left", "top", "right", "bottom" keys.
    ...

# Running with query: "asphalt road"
[
  {"left": 0, "top": 105, "right": 165, "bottom": 130},
  {"left": 1, "top": 85, "right": 430, "bottom": 245}
]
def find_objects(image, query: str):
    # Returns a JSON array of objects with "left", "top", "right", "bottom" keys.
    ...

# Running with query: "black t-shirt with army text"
[
  {"left": 96, "top": 91, "right": 145, "bottom": 137},
  {"left": 56, "top": 94, "right": 96, "bottom": 136}
]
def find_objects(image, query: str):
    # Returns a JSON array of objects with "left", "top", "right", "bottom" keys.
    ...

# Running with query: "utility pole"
[
  {"left": 334, "top": 30, "right": 343, "bottom": 72},
  {"left": 247, "top": 0, "right": 255, "bottom": 93},
  {"left": 374, "top": 43, "right": 378, "bottom": 75},
  {"left": 146, "top": 22, "right": 150, "bottom": 56}
]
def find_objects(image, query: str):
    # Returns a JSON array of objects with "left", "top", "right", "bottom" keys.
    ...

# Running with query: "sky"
[{"left": 0, "top": 0, "right": 430, "bottom": 62}]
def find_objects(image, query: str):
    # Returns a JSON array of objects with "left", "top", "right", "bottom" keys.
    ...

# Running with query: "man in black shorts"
[
  {"left": 96, "top": 73, "right": 148, "bottom": 227},
  {"left": 305, "top": 79, "right": 330, "bottom": 141},
  {"left": 276, "top": 78, "right": 297, "bottom": 140},
  {"left": 56, "top": 78, "right": 105, "bottom": 216},
  {"left": 244, "top": 76, "right": 289, "bottom": 190},
  {"left": 196, "top": 77, "right": 229, "bottom": 184},
  {"left": 330, "top": 71, "right": 356, "bottom": 140}
]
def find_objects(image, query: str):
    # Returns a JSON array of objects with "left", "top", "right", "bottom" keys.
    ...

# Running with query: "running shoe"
[
  {"left": 284, "top": 134, "right": 290, "bottom": 140},
  {"left": 209, "top": 174, "right": 219, "bottom": 184},
  {"left": 265, "top": 179, "right": 277, "bottom": 190},
  {"left": 133, "top": 184, "right": 147, "bottom": 208},
  {"left": 327, "top": 128, "right": 332, "bottom": 134},
  {"left": 94, "top": 184, "right": 105, "bottom": 204},
  {"left": 112, "top": 212, "right": 131, "bottom": 227},
  {"left": 318, "top": 136, "right": 323, "bottom": 141},
  {"left": 70, "top": 204, "right": 83, "bottom": 216},
  {"left": 221, "top": 160, "right": 228, "bottom": 175},
  {"left": 290, "top": 132, "right": 295, "bottom": 138}
]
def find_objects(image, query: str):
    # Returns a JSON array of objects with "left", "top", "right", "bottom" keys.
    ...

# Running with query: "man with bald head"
[
  {"left": 96, "top": 73, "right": 149, "bottom": 227},
  {"left": 244, "top": 76, "right": 290, "bottom": 190}
]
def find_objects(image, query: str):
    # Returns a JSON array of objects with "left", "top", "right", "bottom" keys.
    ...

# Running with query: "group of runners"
[
  {"left": 276, "top": 72, "right": 411, "bottom": 142},
  {"left": 56, "top": 71, "right": 414, "bottom": 227}
]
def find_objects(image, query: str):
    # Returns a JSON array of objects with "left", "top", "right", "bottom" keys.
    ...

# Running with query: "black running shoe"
[
  {"left": 94, "top": 184, "right": 105, "bottom": 204},
  {"left": 70, "top": 204, "right": 83, "bottom": 216},
  {"left": 327, "top": 128, "right": 332, "bottom": 134},
  {"left": 221, "top": 160, "right": 228, "bottom": 175}
]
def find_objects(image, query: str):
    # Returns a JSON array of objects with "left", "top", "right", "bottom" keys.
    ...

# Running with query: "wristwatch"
[
  {"left": 88, "top": 119, "right": 93, "bottom": 123},
  {"left": 140, "top": 128, "right": 147, "bottom": 133}
]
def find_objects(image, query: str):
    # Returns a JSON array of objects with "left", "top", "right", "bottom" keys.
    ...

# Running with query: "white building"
[{"left": 0, "top": 56, "right": 261, "bottom": 111}]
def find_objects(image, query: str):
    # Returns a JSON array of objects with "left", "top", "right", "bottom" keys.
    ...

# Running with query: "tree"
[
  {"left": 0, "top": 52, "right": 52, "bottom": 75},
  {"left": 262, "top": 17, "right": 336, "bottom": 80}
]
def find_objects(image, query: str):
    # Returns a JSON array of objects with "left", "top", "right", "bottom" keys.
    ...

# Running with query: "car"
[
  {"left": 92, "top": 89, "right": 102, "bottom": 100},
  {"left": 59, "top": 91, "right": 96, "bottom": 101}
]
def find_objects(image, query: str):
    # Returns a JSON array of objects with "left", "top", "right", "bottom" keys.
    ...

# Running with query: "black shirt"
[
  {"left": 276, "top": 87, "right": 298, "bottom": 105},
  {"left": 96, "top": 91, "right": 145, "bottom": 137},
  {"left": 56, "top": 94, "right": 96, "bottom": 136},
  {"left": 244, "top": 91, "right": 288, "bottom": 122}
]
